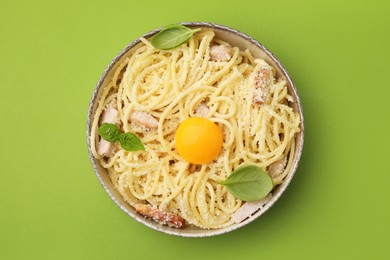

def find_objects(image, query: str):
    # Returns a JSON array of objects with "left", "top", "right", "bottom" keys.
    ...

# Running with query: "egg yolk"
[{"left": 175, "top": 117, "right": 223, "bottom": 164}]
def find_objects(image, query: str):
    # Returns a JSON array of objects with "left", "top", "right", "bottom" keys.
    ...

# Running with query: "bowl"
[{"left": 86, "top": 22, "right": 304, "bottom": 237}]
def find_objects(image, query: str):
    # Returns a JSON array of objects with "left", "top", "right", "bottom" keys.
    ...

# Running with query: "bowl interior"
[{"left": 87, "top": 22, "right": 304, "bottom": 237}]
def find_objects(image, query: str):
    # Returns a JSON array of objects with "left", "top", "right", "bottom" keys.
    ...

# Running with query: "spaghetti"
[{"left": 90, "top": 29, "right": 301, "bottom": 229}]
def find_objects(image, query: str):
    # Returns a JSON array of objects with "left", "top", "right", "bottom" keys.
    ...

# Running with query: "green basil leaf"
[
  {"left": 98, "top": 123, "right": 121, "bottom": 142},
  {"left": 218, "top": 165, "right": 273, "bottom": 202},
  {"left": 151, "top": 24, "right": 201, "bottom": 50},
  {"left": 118, "top": 132, "right": 145, "bottom": 151}
]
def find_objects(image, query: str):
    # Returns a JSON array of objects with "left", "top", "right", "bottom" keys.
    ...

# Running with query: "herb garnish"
[
  {"left": 99, "top": 123, "right": 145, "bottom": 151},
  {"left": 218, "top": 165, "right": 273, "bottom": 201},
  {"left": 151, "top": 24, "right": 201, "bottom": 50}
]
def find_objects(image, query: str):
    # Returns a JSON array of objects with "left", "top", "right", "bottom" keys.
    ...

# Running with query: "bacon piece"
[
  {"left": 134, "top": 204, "right": 185, "bottom": 229},
  {"left": 210, "top": 45, "right": 232, "bottom": 62},
  {"left": 97, "top": 105, "right": 119, "bottom": 157},
  {"left": 232, "top": 194, "right": 272, "bottom": 223},
  {"left": 130, "top": 111, "right": 158, "bottom": 130},
  {"left": 252, "top": 65, "right": 273, "bottom": 105},
  {"left": 268, "top": 157, "right": 287, "bottom": 179},
  {"left": 194, "top": 103, "right": 210, "bottom": 117}
]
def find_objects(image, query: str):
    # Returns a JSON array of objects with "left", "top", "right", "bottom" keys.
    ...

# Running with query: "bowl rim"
[{"left": 86, "top": 22, "right": 304, "bottom": 237}]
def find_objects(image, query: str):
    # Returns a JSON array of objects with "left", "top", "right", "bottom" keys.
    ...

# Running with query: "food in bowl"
[{"left": 88, "top": 23, "right": 302, "bottom": 231}]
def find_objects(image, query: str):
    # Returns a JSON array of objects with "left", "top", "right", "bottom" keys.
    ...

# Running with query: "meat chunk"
[
  {"left": 130, "top": 111, "right": 158, "bottom": 130},
  {"left": 232, "top": 194, "right": 272, "bottom": 223},
  {"left": 252, "top": 65, "right": 274, "bottom": 105},
  {"left": 134, "top": 204, "right": 185, "bottom": 229},
  {"left": 210, "top": 45, "right": 232, "bottom": 62},
  {"left": 194, "top": 103, "right": 210, "bottom": 117},
  {"left": 100, "top": 104, "right": 119, "bottom": 124},
  {"left": 97, "top": 105, "right": 119, "bottom": 157},
  {"left": 97, "top": 139, "right": 115, "bottom": 157},
  {"left": 268, "top": 157, "right": 287, "bottom": 179}
]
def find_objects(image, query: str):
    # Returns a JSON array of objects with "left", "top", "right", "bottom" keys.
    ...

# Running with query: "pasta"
[{"left": 90, "top": 29, "right": 301, "bottom": 229}]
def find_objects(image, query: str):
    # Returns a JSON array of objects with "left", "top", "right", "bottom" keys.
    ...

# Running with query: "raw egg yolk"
[{"left": 175, "top": 117, "right": 223, "bottom": 164}]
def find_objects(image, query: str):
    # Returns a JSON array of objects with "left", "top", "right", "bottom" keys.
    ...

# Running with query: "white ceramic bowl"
[{"left": 86, "top": 22, "right": 304, "bottom": 237}]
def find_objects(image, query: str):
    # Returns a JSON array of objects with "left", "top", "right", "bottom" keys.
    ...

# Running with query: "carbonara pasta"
[{"left": 90, "top": 29, "right": 301, "bottom": 229}]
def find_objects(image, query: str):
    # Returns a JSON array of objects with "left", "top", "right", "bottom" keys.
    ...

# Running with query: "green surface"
[{"left": 1, "top": 0, "right": 389, "bottom": 259}]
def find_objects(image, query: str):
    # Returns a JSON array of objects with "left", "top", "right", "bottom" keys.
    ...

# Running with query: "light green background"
[{"left": 1, "top": 0, "right": 389, "bottom": 259}]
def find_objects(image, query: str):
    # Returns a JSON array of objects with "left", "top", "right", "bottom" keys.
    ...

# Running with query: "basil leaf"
[
  {"left": 218, "top": 165, "right": 273, "bottom": 202},
  {"left": 118, "top": 132, "right": 145, "bottom": 151},
  {"left": 98, "top": 123, "right": 120, "bottom": 142},
  {"left": 151, "top": 24, "right": 201, "bottom": 50},
  {"left": 98, "top": 123, "right": 145, "bottom": 152}
]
